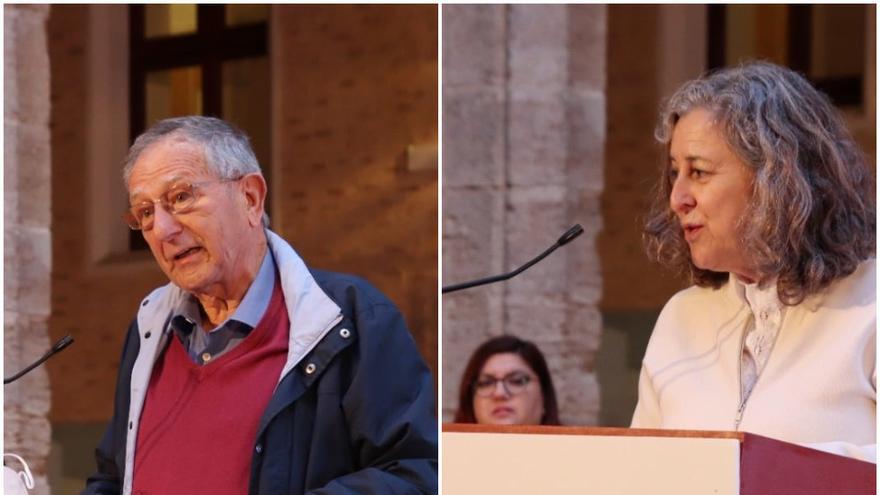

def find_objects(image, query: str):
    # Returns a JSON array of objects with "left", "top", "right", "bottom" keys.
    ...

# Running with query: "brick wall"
[
  {"left": 270, "top": 4, "right": 438, "bottom": 381},
  {"left": 47, "top": 5, "right": 438, "bottom": 425}
]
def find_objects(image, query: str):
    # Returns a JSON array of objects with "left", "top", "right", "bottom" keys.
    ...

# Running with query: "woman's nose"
[
  {"left": 490, "top": 380, "right": 510, "bottom": 399},
  {"left": 670, "top": 177, "right": 696, "bottom": 214}
]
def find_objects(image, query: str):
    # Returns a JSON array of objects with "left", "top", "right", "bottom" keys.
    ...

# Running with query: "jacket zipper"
[
  {"left": 734, "top": 326, "right": 748, "bottom": 431},
  {"left": 734, "top": 308, "right": 784, "bottom": 431}
]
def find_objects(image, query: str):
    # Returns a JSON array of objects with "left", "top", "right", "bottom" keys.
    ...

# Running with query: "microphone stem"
[
  {"left": 4, "top": 351, "right": 54, "bottom": 384},
  {"left": 4, "top": 335, "right": 74, "bottom": 384},
  {"left": 442, "top": 234, "right": 573, "bottom": 294}
]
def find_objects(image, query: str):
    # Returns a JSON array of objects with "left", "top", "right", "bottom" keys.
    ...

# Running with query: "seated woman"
[
  {"left": 455, "top": 335, "right": 561, "bottom": 425},
  {"left": 632, "top": 62, "right": 875, "bottom": 462}
]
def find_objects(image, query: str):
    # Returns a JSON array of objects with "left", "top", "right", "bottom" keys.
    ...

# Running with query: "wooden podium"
[{"left": 443, "top": 424, "right": 875, "bottom": 494}]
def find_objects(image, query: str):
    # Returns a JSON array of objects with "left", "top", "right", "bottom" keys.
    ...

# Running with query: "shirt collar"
[
  {"left": 171, "top": 249, "right": 277, "bottom": 333},
  {"left": 727, "top": 273, "right": 823, "bottom": 312},
  {"left": 231, "top": 249, "right": 276, "bottom": 328}
]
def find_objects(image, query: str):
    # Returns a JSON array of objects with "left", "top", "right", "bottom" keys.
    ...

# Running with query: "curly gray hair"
[
  {"left": 123, "top": 116, "right": 270, "bottom": 227},
  {"left": 644, "top": 61, "right": 874, "bottom": 304}
]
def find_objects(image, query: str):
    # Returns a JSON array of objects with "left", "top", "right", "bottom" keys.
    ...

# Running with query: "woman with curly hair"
[{"left": 631, "top": 62, "right": 875, "bottom": 461}]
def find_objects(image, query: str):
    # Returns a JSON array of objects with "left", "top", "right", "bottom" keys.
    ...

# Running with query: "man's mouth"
[{"left": 172, "top": 247, "right": 202, "bottom": 261}]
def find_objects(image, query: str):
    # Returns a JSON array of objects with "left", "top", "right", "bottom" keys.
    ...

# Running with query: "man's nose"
[
  {"left": 670, "top": 177, "right": 695, "bottom": 215},
  {"left": 150, "top": 204, "right": 182, "bottom": 241}
]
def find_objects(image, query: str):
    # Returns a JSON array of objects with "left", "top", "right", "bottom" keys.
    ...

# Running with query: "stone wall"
[
  {"left": 442, "top": 5, "right": 606, "bottom": 425},
  {"left": 5, "top": 5, "right": 53, "bottom": 494}
]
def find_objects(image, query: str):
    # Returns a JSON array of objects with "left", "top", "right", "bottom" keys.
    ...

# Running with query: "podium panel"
[
  {"left": 443, "top": 430, "right": 740, "bottom": 494},
  {"left": 442, "top": 424, "right": 875, "bottom": 495}
]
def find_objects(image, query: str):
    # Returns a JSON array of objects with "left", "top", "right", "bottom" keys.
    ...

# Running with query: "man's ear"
[{"left": 239, "top": 174, "right": 267, "bottom": 227}]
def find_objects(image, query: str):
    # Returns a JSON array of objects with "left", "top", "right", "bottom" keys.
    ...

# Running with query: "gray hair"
[
  {"left": 644, "top": 61, "right": 875, "bottom": 304},
  {"left": 123, "top": 116, "right": 270, "bottom": 227}
]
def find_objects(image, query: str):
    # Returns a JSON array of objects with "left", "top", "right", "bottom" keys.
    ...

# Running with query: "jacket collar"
[{"left": 134, "top": 229, "right": 343, "bottom": 379}]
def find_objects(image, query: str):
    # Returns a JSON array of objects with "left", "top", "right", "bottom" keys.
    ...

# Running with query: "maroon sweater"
[{"left": 132, "top": 282, "right": 289, "bottom": 495}]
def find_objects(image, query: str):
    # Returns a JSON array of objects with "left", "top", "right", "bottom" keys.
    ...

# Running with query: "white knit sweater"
[{"left": 632, "top": 259, "right": 876, "bottom": 462}]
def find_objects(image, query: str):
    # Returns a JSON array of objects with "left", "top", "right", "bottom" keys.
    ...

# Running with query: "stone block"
[
  {"left": 4, "top": 129, "right": 20, "bottom": 227},
  {"left": 4, "top": 121, "right": 52, "bottom": 227},
  {"left": 507, "top": 95, "right": 568, "bottom": 185},
  {"left": 504, "top": 293, "right": 569, "bottom": 337},
  {"left": 509, "top": 5, "right": 568, "bottom": 91},
  {"left": 568, "top": 5, "right": 608, "bottom": 92},
  {"left": 4, "top": 6, "right": 50, "bottom": 126},
  {"left": 557, "top": 371, "right": 600, "bottom": 425},
  {"left": 564, "top": 91, "right": 605, "bottom": 193},
  {"left": 442, "top": 188, "right": 506, "bottom": 274},
  {"left": 504, "top": 185, "right": 570, "bottom": 276},
  {"left": 4, "top": 314, "right": 52, "bottom": 475},
  {"left": 561, "top": 306, "right": 603, "bottom": 355},
  {"left": 442, "top": 5, "right": 506, "bottom": 88},
  {"left": 442, "top": 88, "right": 506, "bottom": 187},
  {"left": 4, "top": 225, "right": 52, "bottom": 314}
]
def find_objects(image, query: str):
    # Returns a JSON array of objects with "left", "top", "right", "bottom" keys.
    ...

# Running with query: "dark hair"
[
  {"left": 454, "top": 335, "right": 560, "bottom": 425},
  {"left": 644, "top": 61, "right": 875, "bottom": 304}
]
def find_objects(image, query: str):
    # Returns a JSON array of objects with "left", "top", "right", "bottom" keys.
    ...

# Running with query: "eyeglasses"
[
  {"left": 123, "top": 178, "right": 238, "bottom": 231},
  {"left": 473, "top": 372, "right": 533, "bottom": 397}
]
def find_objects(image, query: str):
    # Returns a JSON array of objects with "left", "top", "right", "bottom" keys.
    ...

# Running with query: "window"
[
  {"left": 128, "top": 4, "right": 271, "bottom": 249},
  {"left": 708, "top": 5, "right": 868, "bottom": 107}
]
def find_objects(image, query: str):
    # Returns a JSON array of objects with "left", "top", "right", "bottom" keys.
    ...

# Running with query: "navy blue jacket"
[{"left": 82, "top": 232, "right": 437, "bottom": 494}]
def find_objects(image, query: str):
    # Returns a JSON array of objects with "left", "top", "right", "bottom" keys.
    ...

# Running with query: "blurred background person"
[
  {"left": 632, "top": 62, "right": 875, "bottom": 462},
  {"left": 455, "top": 335, "right": 561, "bottom": 425}
]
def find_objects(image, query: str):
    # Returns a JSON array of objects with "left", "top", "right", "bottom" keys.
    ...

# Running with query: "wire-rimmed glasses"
[{"left": 123, "top": 178, "right": 239, "bottom": 231}]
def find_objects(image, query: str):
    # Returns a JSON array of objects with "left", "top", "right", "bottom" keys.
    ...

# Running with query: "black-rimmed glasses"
[{"left": 473, "top": 372, "right": 533, "bottom": 397}]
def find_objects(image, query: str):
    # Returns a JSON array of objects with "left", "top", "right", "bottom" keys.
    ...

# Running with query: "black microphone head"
[
  {"left": 52, "top": 335, "right": 74, "bottom": 353},
  {"left": 557, "top": 224, "right": 584, "bottom": 245}
]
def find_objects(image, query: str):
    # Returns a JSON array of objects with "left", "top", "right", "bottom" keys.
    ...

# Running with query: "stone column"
[
  {"left": 4, "top": 5, "right": 53, "bottom": 495},
  {"left": 443, "top": 5, "right": 606, "bottom": 425}
]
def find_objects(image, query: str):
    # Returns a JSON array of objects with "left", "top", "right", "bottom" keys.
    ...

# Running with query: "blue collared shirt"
[{"left": 169, "top": 250, "right": 277, "bottom": 365}]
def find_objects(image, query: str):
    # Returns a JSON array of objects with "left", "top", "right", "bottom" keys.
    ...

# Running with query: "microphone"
[
  {"left": 4, "top": 335, "right": 74, "bottom": 384},
  {"left": 442, "top": 224, "right": 585, "bottom": 294}
]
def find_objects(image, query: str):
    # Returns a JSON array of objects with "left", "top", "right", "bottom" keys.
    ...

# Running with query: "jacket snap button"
[
  {"left": 305, "top": 363, "right": 316, "bottom": 374},
  {"left": 255, "top": 444, "right": 263, "bottom": 454},
  {"left": 339, "top": 328, "right": 351, "bottom": 338},
  {"left": 144, "top": 331, "right": 151, "bottom": 339}
]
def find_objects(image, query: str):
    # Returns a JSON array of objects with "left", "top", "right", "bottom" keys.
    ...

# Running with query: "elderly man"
[{"left": 82, "top": 116, "right": 437, "bottom": 495}]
